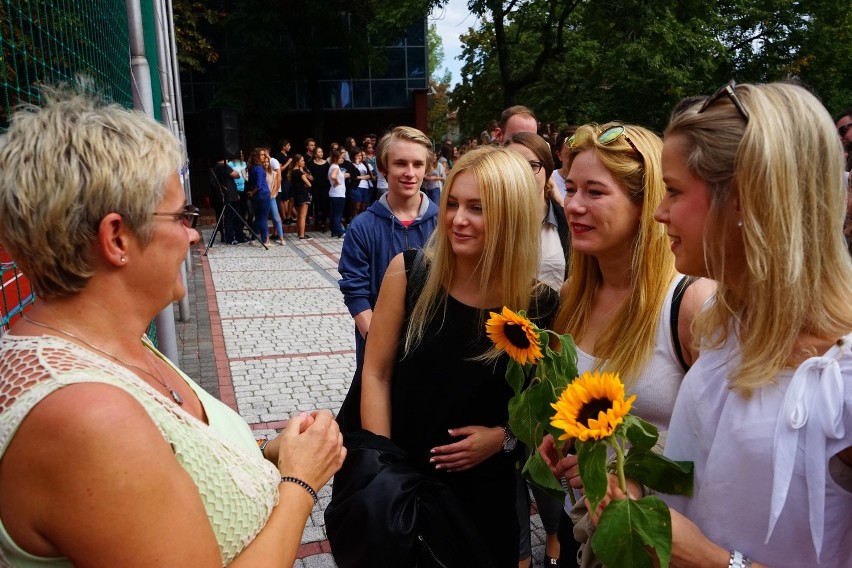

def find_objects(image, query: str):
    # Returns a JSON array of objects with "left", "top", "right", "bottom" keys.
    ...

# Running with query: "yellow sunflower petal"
[
  {"left": 550, "top": 370, "right": 634, "bottom": 442},
  {"left": 485, "top": 306, "right": 543, "bottom": 365}
]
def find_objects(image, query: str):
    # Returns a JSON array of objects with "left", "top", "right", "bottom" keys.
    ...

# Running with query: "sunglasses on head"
[
  {"left": 153, "top": 204, "right": 200, "bottom": 229},
  {"left": 698, "top": 80, "right": 750, "bottom": 122},
  {"left": 566, "top": 125, "right": 643, "bottom": 160}
]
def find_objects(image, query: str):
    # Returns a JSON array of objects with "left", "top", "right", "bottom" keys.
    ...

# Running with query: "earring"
[
  {"left": 121, "top": 256, "right": 126, "bottom": 262},
  {"left": 737, "top": 220, "right": 742, "bottom": 228}
]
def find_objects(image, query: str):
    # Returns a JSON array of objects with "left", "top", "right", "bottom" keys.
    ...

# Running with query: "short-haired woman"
[{"left": 0, "top": 90, "right": 345, "bottom": 566}]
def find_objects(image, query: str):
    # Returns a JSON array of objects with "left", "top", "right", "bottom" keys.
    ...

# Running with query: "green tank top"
[{"left": 0, "top": 335, "right": 280, "bottom": 566}]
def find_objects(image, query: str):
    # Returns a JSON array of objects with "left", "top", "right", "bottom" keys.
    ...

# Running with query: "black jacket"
[{"left": 324, "top": 431, "right": 494, "bottom": 568}]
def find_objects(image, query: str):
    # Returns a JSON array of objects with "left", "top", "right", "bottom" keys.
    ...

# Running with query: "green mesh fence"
[{"left": 0, "top": 0, "right": 133, "bottom": 128}]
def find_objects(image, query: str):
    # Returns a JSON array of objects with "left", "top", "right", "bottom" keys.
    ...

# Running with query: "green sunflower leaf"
[
  {"left": 591, "top": 496, "right": 672, "bottom": 568},
  {"left": 506, "top": 359, "right": 525, "bottom": 396},
  {"left": 508, "top": 376, "right": 562, "bottom": 449},
  {"left": 576, "top": 439, "right": 608, "bottom": 512},
  {"left": 558, "top": 333, "right": 578, "bottom": 375},
  {"left": 521, "top": 449, "right": 567, "bottom": 502},
  {"left": 623, "top": 415, "right": 659, "bottom": 450},
  {"left": 623, "top": 447, "right": 694, "bottom": 496}
]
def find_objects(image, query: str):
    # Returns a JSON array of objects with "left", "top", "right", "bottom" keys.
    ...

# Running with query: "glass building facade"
[{"left": 180, "top": 15, "right": 428, "bottom": 114}]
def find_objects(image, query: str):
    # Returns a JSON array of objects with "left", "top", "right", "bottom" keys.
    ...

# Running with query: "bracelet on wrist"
[
  {"left": 280, "top": 476, "right": 319, "bottom": 505},
  {"left": 258, "top": 438, "right": 271, "bottom": 459},
  {"left": 729, "top": 550, "right": 752, "bottom": 568}
]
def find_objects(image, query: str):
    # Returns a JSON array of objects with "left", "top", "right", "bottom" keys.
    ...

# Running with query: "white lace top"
[
  {"left": 0, "top": 335, "right": 280, "bottom": 567},
  {"left": 663, "top": 330, "right": 852, "bottom": 567}
]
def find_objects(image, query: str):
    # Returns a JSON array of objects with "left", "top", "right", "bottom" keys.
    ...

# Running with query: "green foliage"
[
  {"left": 592, "top": 496, "right": 672, "bottom": 568},
  {"left": 172, "top": 0, "right": 224, "bottom": 73},
  {"left": 621, "top": 448, "right": 694, "bottom": 496},
  {"left": 576, "top": 439, "right": 608, "bottom": 511},
  {"left": 502, "top": 320, "right": 577, "bottom": 493},
  {"left": 455, "top": 0, "right": 852, "bottom": 132},
  {"left": 521, "top": 449, "right": 566, "bottom": 501},
  {"left": 427, "top": 23, "right": 452, "bottom": 139},
  {"left": 622, "top": 415, "right": 658, "bottom": 451}
]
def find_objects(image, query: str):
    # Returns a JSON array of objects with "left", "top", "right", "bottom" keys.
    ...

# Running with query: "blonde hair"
[
  {"left": 0, "top": 88, "right": 182, "bottom": 299},
  {"left": 375, "top": 126, "right": 432, "bottom": 174},
  {"left": 553, "top": 123, "right": 674, "bottom": 386},
  {"left": 404, "top": 147, "right": 543, "bottom": 355},
  {"left": 666, "top": 82, "right": 852, "bottom": 395}
]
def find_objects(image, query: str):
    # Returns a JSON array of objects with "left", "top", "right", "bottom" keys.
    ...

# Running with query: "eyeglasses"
[
  {"left": 839, "top": 123, "right": 852, "bottom": 138},
  {"left": 153, "top": 204, "right": 199, "bottom": 228},
  {"left": 566, "top": 125, "right": 643, "bottom": 160},
  {"left": 698, "top": 80, "right": 750, "bottom": 122},
  {"left": 529, "top": 160, "right": 544, "bottom": 174}
]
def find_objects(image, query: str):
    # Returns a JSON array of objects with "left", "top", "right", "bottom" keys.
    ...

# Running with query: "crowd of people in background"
[
  {"left": 209, "top": 109, "right": 587, "bottom": 247},
  {"left": 211, "top": 134, "right": 388, "bottom": 244}
]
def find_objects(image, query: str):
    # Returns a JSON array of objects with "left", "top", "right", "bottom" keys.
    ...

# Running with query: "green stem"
[{"left": 613, "top": 437, "right": 628, "bottom": 495}]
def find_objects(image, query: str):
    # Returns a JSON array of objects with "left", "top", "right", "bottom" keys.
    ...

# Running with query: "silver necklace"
[{"left": 22, "top": 315, "right": 185, "bottom": 405}]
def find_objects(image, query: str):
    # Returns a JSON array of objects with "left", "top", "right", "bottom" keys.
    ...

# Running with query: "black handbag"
[{"left": 324, "top": 430, "right": 494, "bottom": 568}]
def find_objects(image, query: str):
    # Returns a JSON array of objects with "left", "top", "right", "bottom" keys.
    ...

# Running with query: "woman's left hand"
[{"left": 429, "top": 425, "right": 504, "bottom": 472}]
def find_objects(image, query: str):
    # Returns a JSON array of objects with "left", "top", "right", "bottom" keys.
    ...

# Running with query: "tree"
[
  {"left": 469, "top": 0, "right": 582, "bottom": 107},
  {"left": 427, "top": 23, "right": 452, "bottom": 140},
  {"left": 172, "top": 0, "right": 224, "bottom": 73},
  {"left": 453, "top": 0, "right": 852, "bottom": 132}
]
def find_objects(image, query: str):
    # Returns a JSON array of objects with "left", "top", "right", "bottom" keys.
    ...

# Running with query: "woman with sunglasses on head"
[
  {"left": 361, "top": 147, "right": 559, "bottom": 566},
  {"left": 632, "top": 82, "right": 852, "bottom": 568},
  {"left": 0, "top": 90, "right": 345, "bottom": 566},
  {"left": 538, "top": 122, "right": 714, "bottom": 566}
]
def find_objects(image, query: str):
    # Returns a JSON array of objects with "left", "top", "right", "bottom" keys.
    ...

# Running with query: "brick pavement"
[{"left": 176, "top": 222, "right": 551, "bottom": 567}]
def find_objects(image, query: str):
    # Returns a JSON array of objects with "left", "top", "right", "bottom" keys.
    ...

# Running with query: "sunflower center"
[
  {"left": 503, "top": 323, "right": 531, "bottom": 349},
  {"left": 576, "top": 398, "right": 614, "bottom": 426}
]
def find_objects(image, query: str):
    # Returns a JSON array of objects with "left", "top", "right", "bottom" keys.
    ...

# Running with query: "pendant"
[{"left": 168, "top": 387, "right": 184, "bottom": 405}]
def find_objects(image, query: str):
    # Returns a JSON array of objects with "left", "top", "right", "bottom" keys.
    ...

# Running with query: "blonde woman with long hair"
[
  {"left": 539, "top": 122, "right": 714, "bottom": 565},
  {"left": 361, "top": 147, "right": 558, "bottom": 566},
  {"left": 630, "top": 82, "right": 852, "bottom": 567}
]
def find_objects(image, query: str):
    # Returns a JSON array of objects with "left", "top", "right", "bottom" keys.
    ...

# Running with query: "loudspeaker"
[{"left": 198, "top": 108, "right": 240, "bottom": 159}]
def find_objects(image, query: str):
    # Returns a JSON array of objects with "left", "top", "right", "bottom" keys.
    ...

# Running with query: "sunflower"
[
  {"left": 550, "top": 371, "right": 636, "bottom": 442},
  {"left": 485, "top": 307, "right": 543, "bottom": 365}
]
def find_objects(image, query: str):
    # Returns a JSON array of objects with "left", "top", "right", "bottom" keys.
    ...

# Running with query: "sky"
[{"left": 429, "top": 0, "right": 478, "bottom": 88}]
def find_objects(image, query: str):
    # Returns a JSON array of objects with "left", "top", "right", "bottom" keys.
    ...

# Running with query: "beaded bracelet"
[
  {"left": 729, "top": 550, "right": 752, "bottom": 568},
  {"left": 281, "top": 476, "right": 319, "bottom": 505}
]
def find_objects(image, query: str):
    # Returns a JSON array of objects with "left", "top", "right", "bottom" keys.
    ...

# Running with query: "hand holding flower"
[
  {"left": 487, "top": 307, "right": 694, "bottom": 568},
  {"left": 538, "top": 434, "right": 582, "bottom": 489}
]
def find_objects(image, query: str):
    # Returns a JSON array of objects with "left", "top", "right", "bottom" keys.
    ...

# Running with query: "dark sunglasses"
[
  {"left": 698, "top": 80, "right": 750, "bottom": 122},
  {"left": 566, "top": 125, "right": 642, "bottom": 160},
  {"left": 153, "top": 204, "right": 199, "bottom": 228},
  {"left": 839, "top": 123, "right": 852, "bottom": 138}
]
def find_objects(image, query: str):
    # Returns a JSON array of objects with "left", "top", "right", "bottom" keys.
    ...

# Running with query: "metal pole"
[
  {"left": 126, "top": 0, "right": 179, "bottom": 364},
  {"left": 153, "top": 0, "right": 190, "bottom": 323}
]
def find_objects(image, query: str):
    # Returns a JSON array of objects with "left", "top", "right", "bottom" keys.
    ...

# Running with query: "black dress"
[
  {"left": 391, "top": 267, "right": 557, "bottom": 567},
  {"left": 292, "top": 169, "right": 312, "bottom": 206}
]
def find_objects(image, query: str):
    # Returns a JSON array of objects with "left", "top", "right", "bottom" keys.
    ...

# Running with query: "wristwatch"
[{"left": 501, "top": 423, "right": 518, "bottom": 453}]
